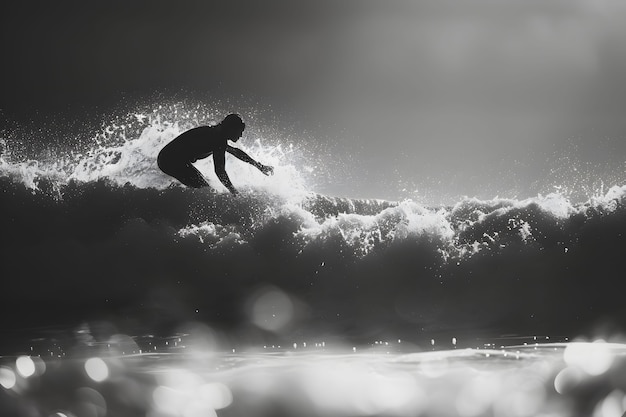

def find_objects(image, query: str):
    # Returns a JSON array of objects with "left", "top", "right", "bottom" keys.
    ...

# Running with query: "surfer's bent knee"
[{"left": 157, "top": 151, "right": 181, "bottom": 175}]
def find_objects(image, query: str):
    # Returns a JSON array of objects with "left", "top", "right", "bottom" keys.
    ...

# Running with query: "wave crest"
[{"left": 2, "top": 103, "right": 626, "bottom": 265}]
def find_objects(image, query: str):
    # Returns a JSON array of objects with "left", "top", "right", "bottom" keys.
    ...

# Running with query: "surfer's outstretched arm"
[
  {"left": 213, "top": 150, "right": 238, "bottom": 194},
  {"left": 226, "top": 145, "right": 274, "bottom": 176}
]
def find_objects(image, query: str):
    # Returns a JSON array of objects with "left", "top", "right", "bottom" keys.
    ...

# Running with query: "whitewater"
[
  {"left": 2, "top": 103, "right": 626, "bottom": 417},
  {"left": 1, "top": 103, "right": 624, "bottom": 261},
  {"left": 1, "top": 102, "right": 624, "bottom": 339}
]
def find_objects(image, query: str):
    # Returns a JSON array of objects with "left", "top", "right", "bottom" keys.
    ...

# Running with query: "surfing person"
[{"left": 157, "top": 114, "right": 274, "bottom": 194}]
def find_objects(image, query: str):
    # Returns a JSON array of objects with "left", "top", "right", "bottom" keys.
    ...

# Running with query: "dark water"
[
  {"left": 2, "top": 103, "right": 626, "bottom": 416},
  {"left": 1, "top": 104, "right": 626, "bottom": 347}
]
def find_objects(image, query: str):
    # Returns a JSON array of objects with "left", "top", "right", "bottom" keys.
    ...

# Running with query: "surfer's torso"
[
  {"left": 158, "top": 125, "right": 227, "bottom": 164},
  {"left": 155, "top": 113, "right": 269, "bottom": 192}
]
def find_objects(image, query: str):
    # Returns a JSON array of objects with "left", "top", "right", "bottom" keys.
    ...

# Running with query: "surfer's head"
[{"left": 221, "top": 113, "right": 245, "bottom": 142}]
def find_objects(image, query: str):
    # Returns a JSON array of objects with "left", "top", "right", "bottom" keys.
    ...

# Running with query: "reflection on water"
[{"left": 1, "top": 331, "right": 626, "bottom": 417}]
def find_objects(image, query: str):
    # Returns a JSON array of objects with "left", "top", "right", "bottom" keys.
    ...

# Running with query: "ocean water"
[
  {"left": 1, "top": 103, "right": 626, "bottom": 416},
  {"left": 1, "top": 339, "right": 626, "bottom": 417}
]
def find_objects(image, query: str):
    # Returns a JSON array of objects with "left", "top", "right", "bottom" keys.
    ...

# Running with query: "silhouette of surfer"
[{"left": 157, "top": 114, "right": 274, "bottom": 194}]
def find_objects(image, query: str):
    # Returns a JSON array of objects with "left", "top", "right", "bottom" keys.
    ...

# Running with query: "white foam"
[
  {"left": 2, "top": 103, "right": 626, "bottom": 262},
  {"left": 1, "top": 105, "right": 310, "bottom": 200}
]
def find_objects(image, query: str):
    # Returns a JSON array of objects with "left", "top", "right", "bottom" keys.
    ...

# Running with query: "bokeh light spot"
[
  {"left": 32, "top": 356, "right": 47, "bottom": 376},
  {"left": 199, "top": 382, "right": 233, "bottom": 410},
  {"left": 76, "top": 387, "right": 107, "bottom": 417},
  {"left": 85, "top": 358, "right": 109, "bottom": 382},
  {"left": 563, "top": 341, "right": 614, "bottom": 376},
  {"left": 249, "top": 286, "right": 294, "bottom": 332},
  {"left": 0, "top": 367, "right": 17, "bottom": 389},
  {"left": 16, "top": 355, "right": 36, "bottom": 378},
  {"left": 593, "top": 390, "right": 626, "bottom": 417},
  {"left": 554, "top": 366, "right": 585, "bottom": 394},
  {"left": 153, "top": 385, "right": 185, "bottom": 414}
]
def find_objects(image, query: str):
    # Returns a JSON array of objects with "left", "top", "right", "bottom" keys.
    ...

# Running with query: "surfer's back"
[{"left": 159, "top": 125, "right": 223, "bottom": 162}]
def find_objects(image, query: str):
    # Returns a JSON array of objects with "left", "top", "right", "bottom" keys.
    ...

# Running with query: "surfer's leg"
[
  {"left": 158, "top": 155, "right": 209, "bottom": 188},
  {"left": 163, "top": 162, "right": 209, "bottom": 188},
  {"left": 175, "top": 163, "right": 210, "bottom": 188}
]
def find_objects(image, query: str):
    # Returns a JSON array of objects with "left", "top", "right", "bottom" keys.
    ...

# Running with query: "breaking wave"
[{"left": 1, "top": 102, "right": 625, "bottom": 339}]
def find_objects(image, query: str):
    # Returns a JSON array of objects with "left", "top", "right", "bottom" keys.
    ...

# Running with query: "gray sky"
[{"left": 3, "top": 0, "right": 626, "bottom": 203}]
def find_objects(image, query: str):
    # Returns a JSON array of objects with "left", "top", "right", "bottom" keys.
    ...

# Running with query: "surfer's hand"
[{"left": 260, "top": 164, "right": 274, "bottom": 176}]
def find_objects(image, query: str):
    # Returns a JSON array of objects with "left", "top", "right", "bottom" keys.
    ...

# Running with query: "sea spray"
[
  {"left": 1, "top": 103, "right": 626, "bottom": 339},
  {"left": 2, "top": 103, "right": 626, "bottom": 261},
  {"left": 0, "top": 103, "right": 311, "bottom": 199}
]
